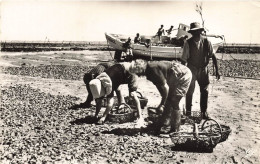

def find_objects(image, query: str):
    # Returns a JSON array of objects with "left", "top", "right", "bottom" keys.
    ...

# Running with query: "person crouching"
[{"left": 90, "top": 63, "right": 145, "bottom": 127}]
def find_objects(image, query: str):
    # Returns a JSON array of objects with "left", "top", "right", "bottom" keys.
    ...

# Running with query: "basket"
[
  {"left": 147, "top": 107, "right": 161, "bottom": 123},
  {"left": 125, "top": 91, "right": 148, "bottom": 109},
  {"left": 147, "top": 107, "right": 187, "bottom": 124},
  {"left": 107, "top": 103, "right": 136, "bottom": 124},
  {"left": 170, "top": 132, "right": 221, "bottom": 152},
  {"left": 219, "top": 125, "right": 232, "bottom": 143}
]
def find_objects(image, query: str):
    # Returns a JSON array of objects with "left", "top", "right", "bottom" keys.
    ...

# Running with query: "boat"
[{"left": 105, "top": 23, "right": 224, "bottom": 61}]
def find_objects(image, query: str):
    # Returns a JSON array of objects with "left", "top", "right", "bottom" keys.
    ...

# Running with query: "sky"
[{"left": 1, "top": 0, "right": 260, "bottom": 44}]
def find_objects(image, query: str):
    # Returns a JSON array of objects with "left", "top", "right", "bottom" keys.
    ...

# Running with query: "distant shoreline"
[{"left": 1, "top": 41, "right": 260, "bottom": 54}]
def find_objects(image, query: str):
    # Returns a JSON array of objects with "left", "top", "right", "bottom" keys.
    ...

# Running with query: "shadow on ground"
[
  {"left": 101, "top": 123, "right": 161, "bottom": 136},
  {"left": 70, "top": 115, "right": 98, "bottom": 125}
]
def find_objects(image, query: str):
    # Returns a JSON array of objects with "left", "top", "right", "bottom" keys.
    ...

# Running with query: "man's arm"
[
  {"left": 212, "top": 54, "right": 220, "bottom": 80},
  {"left": 98, "top": 96, "right": 115, "bottom": 124},
  {"left": 155, "top": 82, "right": 169, "bottom": 108},
  {"left": 130, "top": 91, "right": 143, "bottom": 119},
  {"left": 207, "top": 39, "right": 220, "bottom": 80},
  {"left": 181, "top": 41, "right": 189, "bottom": 66}
]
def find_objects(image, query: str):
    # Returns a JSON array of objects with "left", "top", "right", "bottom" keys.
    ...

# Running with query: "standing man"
[
  {"left": 123, "top": 37, "right": 133, "bottom": 61},
  {"left": 181, "top": 22, "right": 220, "bottom": 119},
  {"left": 166, "top": 25, "right": 174, "bottom": 36},
  {"left": 156, "top": 25, "right": 165, "bottom": 42},
  {"left": 134, "top": 33, "right": 141, "bottom": 44},
  {"left": 126, "top": 60, "right": 192, "bottom": 134}
]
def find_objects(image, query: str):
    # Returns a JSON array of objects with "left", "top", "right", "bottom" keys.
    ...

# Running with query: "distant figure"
[
  {"left": 181, "top": 22, "right": 220, "bottom": 119},
  {"left": 123, "top": 37, "right": 133, "bottom": 60},
  {"left": 156, "top": 25, "right": 165, "bottom": 42},
  {"left": 140, "top": 39, "right": 151, "bottom": 48},
  {"left": 166, "top": 25, "right": 174, "bottom": 35},
  {"left": 134, "top": 33, "right": 141, "bottom": 44}
]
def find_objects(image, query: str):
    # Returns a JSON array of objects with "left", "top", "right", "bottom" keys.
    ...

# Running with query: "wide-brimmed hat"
[{"left": 188, "top": 22, "right": 204, "bottom": 33}]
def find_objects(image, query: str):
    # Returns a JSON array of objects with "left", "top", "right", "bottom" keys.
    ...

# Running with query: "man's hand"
[
  {"left": 97, "top": 116, "right": 106, "bottom": 125},
  {"left": 157, "top": 104, "right": 165, "bottom": 114}
]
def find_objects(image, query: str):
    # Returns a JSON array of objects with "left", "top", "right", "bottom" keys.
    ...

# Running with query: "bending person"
[
  {"left": 125, "top": 60, "right": 192, "bottom": 134},
  {"left": 91, "top": 63, "right": 145, "bottom": 127},
  {"left": 70, "top": 62, "right": 124, "bottom": 110}
]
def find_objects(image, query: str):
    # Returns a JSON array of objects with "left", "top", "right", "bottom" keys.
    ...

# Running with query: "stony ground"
[{"left": 1, "top": 51, "right": 260, "bottom": 164}]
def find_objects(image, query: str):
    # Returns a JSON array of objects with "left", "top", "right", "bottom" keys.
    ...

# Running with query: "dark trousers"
[
  {"left": 186, "top": 65, "right": 209, "bottom": 113},
  {"left": 85, "top": 84, "right": 93, "bottom": 104},
  {"left": 83, "top": 73, "right": 94, "bottom": 105}
]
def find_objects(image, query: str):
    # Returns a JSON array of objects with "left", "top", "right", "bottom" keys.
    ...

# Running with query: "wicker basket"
[
  {"left": 170, "top": 132, "right": 221, "bottom": 152},
  {"left": 107, "top": 103, "right": 136, "bottom": 124},
  {"left": 125, "top": 91, "right": 148, "bottom": 109},
  {"left": 147, "top": 107, "right": 196, "bottom": 125},
  {"left": 147, "top": 107, "right": 161, "bottom": 123},
  {"left": 219, "top": 124, "right": 232, "bottom": 143}
]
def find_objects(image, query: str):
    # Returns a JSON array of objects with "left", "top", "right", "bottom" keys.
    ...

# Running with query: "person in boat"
[
  {"left": 166, "top": 25, "right": 174, "bottom": 36},
  {"left": 134, "top": 33, "right": 141, "bottom": 44},
  {"left": 90, "top": 63, "right": 145, "bottom": 127},
  {"left": 123, "top": 37, "right": 133, "bottom": 59},
  {"left": 156, "top": 25, "right": 165, "bottom": 42},
  {"left": 140, "top": 39, "right": 151, "bottom": 48},
  {"left": 125, "top": 59, "right": 192, "bottom": 134},
  {"left": 181, "top": 22, "right": 220, "bottom": 119},
  {"left": 70, "top": 62, "right": 124, "bottom": 109}
]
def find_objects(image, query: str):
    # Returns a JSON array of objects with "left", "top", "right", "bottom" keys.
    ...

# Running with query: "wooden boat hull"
[{"left": 105, "top": 33, "right": 223, "bottom": 60}]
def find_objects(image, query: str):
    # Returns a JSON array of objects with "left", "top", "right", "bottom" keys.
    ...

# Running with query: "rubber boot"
[
  {"left": 171, "top": 110, "right": 181, "bottom": 132},
  {"left": 159, "top": 106, "right": 172, "bottom": 134}
]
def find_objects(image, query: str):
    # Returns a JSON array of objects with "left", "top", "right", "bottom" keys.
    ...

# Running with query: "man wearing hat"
[{"left": 181, "top": 22, "right": 220, "bottom": 119}]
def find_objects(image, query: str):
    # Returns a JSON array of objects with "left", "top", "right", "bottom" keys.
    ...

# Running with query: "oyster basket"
[
  {"left": 219, "top": 124, "right": 232, "bottom": 143},
  {"left": 147, "top": 108, "right": 201, "bottom": 125},
  {"left": 147, "top": 107, "right": 161, "bottom": 123},
  {"left": 125, "top": 91, "right": 148, "bottom": 109},
  {"left": 107, "top": 103, "right": 137, "bottom": 124},
  {"left": 201, "top": 119, "right": 232, "bottom": 143},
  {"left": 170, "top": 132, "right": 221, "bottom": 152}
]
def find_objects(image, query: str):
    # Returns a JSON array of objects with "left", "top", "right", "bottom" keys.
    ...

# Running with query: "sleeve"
[
  {"left": 207, "top": 39, "right": 214, "bottom": 58},
  {"left": 127, "top": 73, "right": 138, "bottom": 92},
  {"left": 181, "top": 41, "right": 190, "bottom": 63}
]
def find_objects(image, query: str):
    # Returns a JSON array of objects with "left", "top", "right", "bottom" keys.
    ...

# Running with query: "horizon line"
[{"left": 1, "top": 40, "right": 260, "bottom": 45}]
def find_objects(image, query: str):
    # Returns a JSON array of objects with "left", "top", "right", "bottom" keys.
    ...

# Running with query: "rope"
[{"left": 106, "top": 40, "right": 115, "bottom": 61}]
